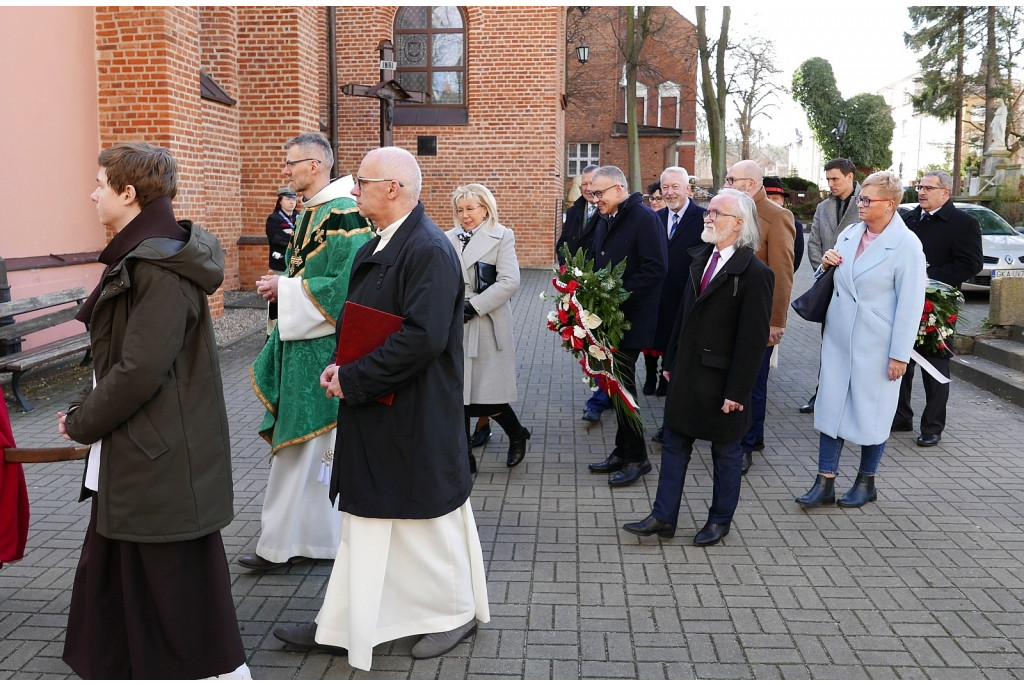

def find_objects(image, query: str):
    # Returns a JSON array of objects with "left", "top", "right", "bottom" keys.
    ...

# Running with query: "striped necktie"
[{"left": 669, "top": 213, "right": 679, "bottom": 240}]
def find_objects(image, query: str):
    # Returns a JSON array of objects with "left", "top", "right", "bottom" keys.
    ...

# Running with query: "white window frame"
[{"left": 567, "top": 142, "right": 600, "bottom": 177}]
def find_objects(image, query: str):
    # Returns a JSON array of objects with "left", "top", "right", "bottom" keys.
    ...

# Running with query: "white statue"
[{"left": 987, "top": 99, "right": 1008, "bottom": 152}]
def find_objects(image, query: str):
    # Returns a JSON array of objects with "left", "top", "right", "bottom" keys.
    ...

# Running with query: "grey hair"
[
  {"left": 593, "top": 165, "right": 628, "bottom": 189},
  {"left": 861, "top": 170, "right": 904, "bottom": 203},
  {"left": 921, "top": 169, "right": 953, "bottom": 189},
  {"left": 451, "top": 183, "right": 499, "bottom": 230},
  {"left": 284, "top": 132, "right": 334, "bottom": 172},
  {"left": 661, "top": 166, "right": 690, "bottom": 181},
  {"left": 581, "top": 164, "right": 599, "bottom": 176},
  {"left": 716, "top": 188, "right": 761, "bottom": 250},
  {"left": 371, "top": 146, "right": 422, "bottom": 199}
]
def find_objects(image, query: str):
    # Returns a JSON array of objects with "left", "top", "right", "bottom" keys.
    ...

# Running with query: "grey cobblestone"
[{"left": 2, "top": 269, "right": 1023, "bottom": 678}]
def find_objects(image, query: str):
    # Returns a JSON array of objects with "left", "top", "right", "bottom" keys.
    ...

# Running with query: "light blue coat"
[{"left": 814, "top": 214, "right": 926, "bottom": 446}]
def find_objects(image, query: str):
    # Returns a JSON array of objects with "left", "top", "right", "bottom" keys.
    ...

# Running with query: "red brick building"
[
  {"left": 1, "top": 5, "right": 568, "bottom": 325},
  {"left": 565, "top": 6, "right": 698, "bottom": 196}
]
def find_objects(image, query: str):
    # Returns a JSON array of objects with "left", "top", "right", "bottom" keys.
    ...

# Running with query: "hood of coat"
[{"left": 126, "top": 221, "right": 225, "bottom": 295}]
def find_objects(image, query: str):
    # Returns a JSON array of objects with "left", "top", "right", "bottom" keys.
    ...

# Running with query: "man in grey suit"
[{"left": 799, "top": 158, "right": 861, "bottom": 414}]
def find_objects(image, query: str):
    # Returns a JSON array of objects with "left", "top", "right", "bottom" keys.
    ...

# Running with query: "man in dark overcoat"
[
  {"left": 894, "top": 169, "right": 983, "bottom": 447},
  {"left": 273, "top": 147, "right": 489, "bottom": 670},
  {"left": 623, "top": 189, "right": 774, "bottom": 546},
  {"left": 584, "top": 165, "right": 668, "bottom": 487},
  {"left": 647, "top": 166, "right": 705, "bottom": 428},
  {"left": 556, "top": 163, "right": 600, "bottom": 263}
]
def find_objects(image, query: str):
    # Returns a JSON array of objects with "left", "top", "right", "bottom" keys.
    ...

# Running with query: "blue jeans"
[
  {"left": 585, "top": 387, "right": 611, "bottom": 414},
  {"left": 817, "top": 433, "right": 886, "bottom": 476},
  {"left": 651, "top": 428, "right": 743, "bottom": 526}
]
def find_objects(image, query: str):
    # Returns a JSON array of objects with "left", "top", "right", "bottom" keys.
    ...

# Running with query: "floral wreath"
[
  {"left": 916, "top": 279, "right": 964, "bottom": 358},
  {"left": 543, "top": 245, "right": 641, "bottom": 428}
]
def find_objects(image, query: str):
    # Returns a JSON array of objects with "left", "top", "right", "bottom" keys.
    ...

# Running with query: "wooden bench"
[{"left": 0, "top": 287, "right": 91, "bottom": 412}]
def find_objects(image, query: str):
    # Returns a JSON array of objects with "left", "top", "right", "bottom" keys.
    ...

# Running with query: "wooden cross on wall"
[{"left": 342, "top": 39, "right": 430, "bottom": 148}]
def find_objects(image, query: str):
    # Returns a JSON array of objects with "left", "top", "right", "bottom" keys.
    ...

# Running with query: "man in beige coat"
[{"left": 723, "top": 160, "right": 796, "bottom": 475}]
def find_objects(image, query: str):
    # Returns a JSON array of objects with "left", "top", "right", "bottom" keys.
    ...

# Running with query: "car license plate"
[{"left": 992, "top": 269, "right": 1024, "bottom": 279}]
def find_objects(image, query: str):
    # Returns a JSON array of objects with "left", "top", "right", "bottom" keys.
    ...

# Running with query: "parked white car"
[{"left": 899, "top": 202, "right": 1024, "bottom": 292}]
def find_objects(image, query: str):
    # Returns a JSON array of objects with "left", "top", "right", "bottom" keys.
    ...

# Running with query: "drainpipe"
[{"left": 327, "top": 7, "right": 339, "bottom": 174}]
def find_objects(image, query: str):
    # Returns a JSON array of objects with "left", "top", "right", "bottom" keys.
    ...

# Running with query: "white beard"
[{"left": 701, "top": 225, "right": 721, "bottom": 244}]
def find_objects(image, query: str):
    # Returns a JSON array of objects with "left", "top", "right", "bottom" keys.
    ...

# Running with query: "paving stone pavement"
[{"left": 2, "top": 266, "right": 1023, "bottom": 679}]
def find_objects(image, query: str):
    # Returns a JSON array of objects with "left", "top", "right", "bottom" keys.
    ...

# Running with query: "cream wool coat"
[{"left": 445, "top": 223, "right": 520, "bottom": 405}]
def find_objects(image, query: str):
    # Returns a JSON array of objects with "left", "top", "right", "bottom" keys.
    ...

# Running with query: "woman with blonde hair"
[
  {"left": 446, "top": 183, "right": 530, "bottom": 473},
  {"left": 796, "top": 171, "right": 926, "bottom": 509}
]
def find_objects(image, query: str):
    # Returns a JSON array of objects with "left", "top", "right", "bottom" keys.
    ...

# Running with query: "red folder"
[{"left": 336, "top": 301, "right": 404, "bottom": 405}]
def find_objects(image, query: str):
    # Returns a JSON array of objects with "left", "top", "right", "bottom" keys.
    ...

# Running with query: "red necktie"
[{"left": 699, "top": 251, "right": 720, "bottom": 293}]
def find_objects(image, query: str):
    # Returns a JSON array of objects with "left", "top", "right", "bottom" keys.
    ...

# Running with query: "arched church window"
[{"left": 394, "top": 6, "right": 468, "bottom": 125}]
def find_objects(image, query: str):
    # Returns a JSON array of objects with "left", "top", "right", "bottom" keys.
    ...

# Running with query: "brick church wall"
[
  {"left": 332, "top": 7, "right": 566, "bottom": 267},
  {"left": 95, "top": 5, "right": 566, "bottom": 302}
]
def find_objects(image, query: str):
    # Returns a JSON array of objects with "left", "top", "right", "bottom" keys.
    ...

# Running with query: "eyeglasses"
[
  {"left": 588, "top": 184, "right": 621, "bottom": 200},
  {"left": 724, "top": 176, "right": 751, "bottom": 185},
  {"left": 355, "top": 176, "right": 405, "bottom": 190},
  {"left": 703, "top": 209, "right": 739, "bottom": 221},
  {"left": 284, "top": 158, "right": 320, "bottom": 167},
  {"left": 855, "top": 195, "right": 891, "bottom": 206},
  {"left": 915, "top": 184, "right": 946, "bottom": 192}
]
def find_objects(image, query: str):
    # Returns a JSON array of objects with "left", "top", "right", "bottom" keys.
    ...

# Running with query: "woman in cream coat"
[
  {"left": 446, "top": 184, "right": 529, "bottom": 472},
  {"left": 796, "top": 171, "right": 926, "bottom": 509}
]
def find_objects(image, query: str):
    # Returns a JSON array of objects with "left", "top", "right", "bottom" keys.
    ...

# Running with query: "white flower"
[
  {"left": 573, "top": 267, "right": 584, "bottom": 278},
  {"left": 580, "top": 310, "right": 602, "bottom": 330},
  {"left": 588, "top": 344, "right": 607, "bottom": 360},
  {"left": 539, "top": 291, "right": 546, "bottom": 300},
  {"left": 547, "top": 311, "right": 558, "bottom": 323},
  {"left": 573, "top": 325, "right": 587, "bottom": 338}
]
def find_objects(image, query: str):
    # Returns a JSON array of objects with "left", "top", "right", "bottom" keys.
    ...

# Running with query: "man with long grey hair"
[{"left": 623, "top": 188, "right": 774, "bottom": 547}]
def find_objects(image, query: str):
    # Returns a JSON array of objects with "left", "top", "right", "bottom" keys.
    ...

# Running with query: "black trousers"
[{"left": 895, "top": 354, "right": 950, "bottom": 435}]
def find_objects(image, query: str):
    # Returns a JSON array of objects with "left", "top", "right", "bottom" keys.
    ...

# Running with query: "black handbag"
[
  {"left": 791, "top": 266, "right": 835, "bottom": 323},
  {"left": 475, "top": 262, "right": 497, "bottom": 293}
]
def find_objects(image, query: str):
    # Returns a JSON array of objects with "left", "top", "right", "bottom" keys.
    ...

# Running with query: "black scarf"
[{"left": 76, "top": 196, "right": 189, "bottom": 324}]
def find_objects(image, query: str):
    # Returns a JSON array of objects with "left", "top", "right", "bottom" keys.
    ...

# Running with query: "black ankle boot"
[
  {"left": 837, "top": 472, "right": 876, "bottom": 508},
  {"left": 642, "top": 355, "right": 658, "bottom": 396},
  {"left": 506, "top": 427, "right": 530, "bottom": 467},
  {"left": 795, "top": 474, "right": 835, "bottom": 508}
]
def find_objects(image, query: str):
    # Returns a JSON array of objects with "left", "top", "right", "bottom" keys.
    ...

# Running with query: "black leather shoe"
[
  {"left": 588, "top": 454, "right": 625, "bottom": 473},
  {"left": 741, "top": 452, "right": 752, "bottom": 475},
  {"left": 470, "top": 423, "right": 491, "bottom": 448},
  {"left": 273, "top": 622, "right": 348, "bottom": 655},
  {"left": 506, "top": 428, "right": 530, "bottom": 467},
  {"left": 798, "top": 394, "right": 816, "bottom": 413},
  {"left": 651, "top": 427, "right": 665, "bottom": 444},
  {"left": 623, "top": 514, "right": 676, "bottom": 538},
  {"left": 693, "top": 521, "right": 730, "bottom": 546},
  {"left": 795, "top": 474, "right": 836, "bottom": 508},
  {"left": 891, "top": 420, "right": 914, "bottom": 432},
  {"left": 837, "top": 471, "right": 877, "bottom": 508},
  {"left": 608, "top": 460, "right": 651, "bottom": 486},
  {"left": 642, "top": 373, "right": 657, "bottom": 396},
  {"left": 655, "top": 376, "right": 668, "bottom": 397},
  {"left": 582, "top": 408, "right": 601, "bottom": 423},
  {"left": 916, "top": 433, "right": 941, "bottom": 447},
  {"left": 238, "top": 553, "right": 307, "bottom": 570}
]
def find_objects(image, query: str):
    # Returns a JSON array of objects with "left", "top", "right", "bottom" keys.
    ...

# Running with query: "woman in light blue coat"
[{"left": 796, "top": 171, "right": 926, "bottom": 509}]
